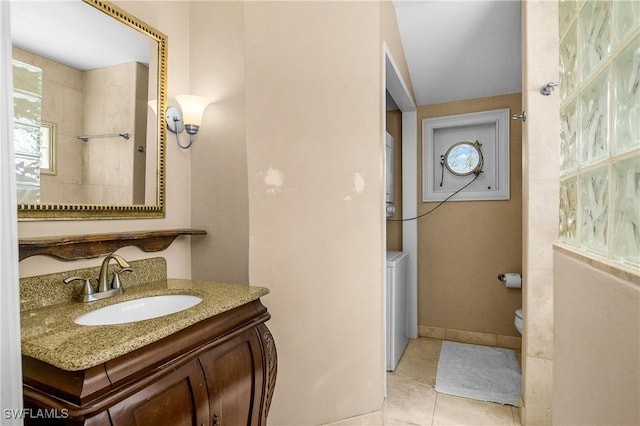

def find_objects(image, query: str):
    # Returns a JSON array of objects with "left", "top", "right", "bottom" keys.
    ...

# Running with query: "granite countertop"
[{"left": 20, "top": 279, "right": 269, "bottom": 371}]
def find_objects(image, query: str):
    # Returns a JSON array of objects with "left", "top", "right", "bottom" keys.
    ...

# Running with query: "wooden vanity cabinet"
[
  {"left": 22, "top": 300, "right": 277, "bottom": 426},
  {"left": 107, "top": 358, "right": 209, "bottom": 426},
  {"left": 199, "top": 329, "right": 264, "bottom": 425}
]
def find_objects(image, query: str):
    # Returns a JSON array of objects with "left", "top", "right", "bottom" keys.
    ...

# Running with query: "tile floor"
[{"left": 329, "top": 338, "right": 522, "bottom": 426}]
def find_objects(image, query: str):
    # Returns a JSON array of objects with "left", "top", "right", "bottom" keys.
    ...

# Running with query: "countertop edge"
[{"left": 21, "top": 279, "right": 270, "bottom": 371}]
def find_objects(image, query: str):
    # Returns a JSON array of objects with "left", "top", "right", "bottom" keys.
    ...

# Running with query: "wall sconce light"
[
  {"left": 148, "top": 99, "right": 158, "bottom": 115},
  {"left": 165, "top": 95, "right": 212, "bottom": 149}
]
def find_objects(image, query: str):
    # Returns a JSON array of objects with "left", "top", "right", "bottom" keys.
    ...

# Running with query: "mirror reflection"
[{"left": 10, "top": 0, "right": 166, "bottom": 218}]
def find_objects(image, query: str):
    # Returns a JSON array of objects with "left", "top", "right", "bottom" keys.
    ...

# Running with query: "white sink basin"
[{"left": 75, "top": 295, "right": 203, "bottom": 326}]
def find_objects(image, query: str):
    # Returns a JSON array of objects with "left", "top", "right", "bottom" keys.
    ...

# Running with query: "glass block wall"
[
  {"left": 559, "top": 0, "right": 640, "bottom": 267},
  {"left": 13, "top": 60, "right": 43, "bottom": 204}
]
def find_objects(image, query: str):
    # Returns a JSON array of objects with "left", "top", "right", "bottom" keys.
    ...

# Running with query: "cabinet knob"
[{"left": 213, "top": 413, "right": 220, "bottom": 426}]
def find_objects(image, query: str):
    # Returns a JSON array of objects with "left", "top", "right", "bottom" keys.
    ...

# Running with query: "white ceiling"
[
  {"left": 393, "top": 0, "right": 522, "bottom": 106},
  {"left": 10, "top": 0, "right": 149, "bottom": 71},
  {"left": 11, "top": 0, "right": 520, "bottom": 107}
]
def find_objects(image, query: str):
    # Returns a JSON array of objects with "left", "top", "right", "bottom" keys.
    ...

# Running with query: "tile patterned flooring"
[{"left": 329, "top": 338, "right": 522, "bottom": 426}]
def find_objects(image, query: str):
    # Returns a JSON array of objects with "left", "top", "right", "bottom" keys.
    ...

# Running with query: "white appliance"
[
  {"left": 385, "top": 132, "right": 395, "bottom": 217},
  {"left": 386, "top": 251, "right": 409, "bottom": 371}
]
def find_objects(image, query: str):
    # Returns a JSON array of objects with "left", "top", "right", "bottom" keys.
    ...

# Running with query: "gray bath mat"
[{"left": 435, "top": 341, "right": 521, "bottom": 406}]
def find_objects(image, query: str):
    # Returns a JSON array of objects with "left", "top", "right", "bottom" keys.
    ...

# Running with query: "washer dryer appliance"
[{"left": 386, "top": 251, "right": 409, "bottom": 371}]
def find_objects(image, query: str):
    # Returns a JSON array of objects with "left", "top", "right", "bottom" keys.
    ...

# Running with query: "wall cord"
[{"left": 387, "top": 172, "right": 481, "bottom": 222}]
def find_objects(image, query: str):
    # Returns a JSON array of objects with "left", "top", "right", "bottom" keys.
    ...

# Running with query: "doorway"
[{"left": 383, "top": 45, "right": 417, "bottom": 381}]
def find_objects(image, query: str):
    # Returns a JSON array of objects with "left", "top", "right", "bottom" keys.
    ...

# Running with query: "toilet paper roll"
[{"left": 497, "top": 273, "right": 522, "bottom": 288}]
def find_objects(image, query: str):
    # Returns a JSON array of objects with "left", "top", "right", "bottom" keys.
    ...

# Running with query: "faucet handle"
[
  {"left": 111, "top": 267, "right": 133, "bottom": 290},
  {"left": 64, "top": 276, "right": 95, "bottom": 296}
]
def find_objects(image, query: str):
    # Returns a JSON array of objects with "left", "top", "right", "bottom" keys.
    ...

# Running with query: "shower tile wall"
[
  {"left": 13, "top": 46, "right": 85, "bottom": 204},
  {"left": 12, "top": 47, "right": 144, "bottom": 206},
  {"left": 558, "top": 0, "right": 640, "bottom": 267},
  {"left": 83, "top": 62, "right": 141, "bottom": 205}
]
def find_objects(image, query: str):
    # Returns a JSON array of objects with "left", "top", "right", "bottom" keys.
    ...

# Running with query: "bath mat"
[{"left": 435, "top": 341, "right": 521, "bottom": 406}]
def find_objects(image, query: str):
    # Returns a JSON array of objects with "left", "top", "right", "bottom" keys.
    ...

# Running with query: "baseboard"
[{"left": 419, "top": 325, "right": 521, "bottom": 350}]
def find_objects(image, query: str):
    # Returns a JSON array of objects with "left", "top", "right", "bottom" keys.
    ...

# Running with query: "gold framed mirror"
[{"left": 11, "top": 0, "right": 167, "bottom": 220}]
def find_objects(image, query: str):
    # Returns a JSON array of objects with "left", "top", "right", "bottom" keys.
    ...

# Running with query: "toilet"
[{"left": 514, "top": 308, "right": 523, "bottom": 335}]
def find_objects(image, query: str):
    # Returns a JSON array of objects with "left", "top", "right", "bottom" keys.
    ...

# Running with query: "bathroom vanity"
[
  {"left": 20, "top": 258, "right": 276, "bottom": 426},
  {"left": 12, "top": 0, "right": 278, "bottom": 420}
]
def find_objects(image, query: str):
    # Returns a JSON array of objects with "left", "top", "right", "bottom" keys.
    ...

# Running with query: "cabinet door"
[
  {"left": 199, "top": 330, "right": 264, "bottom": 426},
  {"left": 108, "top": 359, "right": 208, "bottom": 426}
]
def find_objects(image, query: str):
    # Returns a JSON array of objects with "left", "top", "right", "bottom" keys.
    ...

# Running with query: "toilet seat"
[{"left": 514, "top": 308, "right": 523, "bottom": 334}]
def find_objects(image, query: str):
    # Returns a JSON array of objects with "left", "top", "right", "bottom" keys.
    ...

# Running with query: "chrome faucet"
[
  {"left": 64, "top": 253, "right": 133, "bottom": 302},
  {"left": 98, "top": 253, "right": 132, "bottom": 292}
]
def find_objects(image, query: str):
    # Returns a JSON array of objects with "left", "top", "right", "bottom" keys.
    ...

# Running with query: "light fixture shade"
[
  {"left": 148, "top": 99, "right": 158, "bottom": 115},
  {"left": 175, "top": 95, "right": 211, "bottom": 127}
]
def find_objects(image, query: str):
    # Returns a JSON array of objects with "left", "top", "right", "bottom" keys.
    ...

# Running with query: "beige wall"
[
  {"left": 18, "top": 1, "right": 193, "bottom": 279},
  {"left": 417, "top": 93, "right": 523, "bottom": 338},
  {"left": 521, "top": 1, "right": 559, "bottom": 423},
  {"left": 16, "top": 2, "right": 412, "bottom": 424},
  {"left": 244, "top": 1, "right": 409, "bottom": 423},
  {"left": 386, "top": 109, "right": 402, "bottom": 251},
  {"left": 189, "top": 1, "right": 249, "bottom": 284},
  {"left": 553, "top": 249, "right": 640, "bottom": 425}
]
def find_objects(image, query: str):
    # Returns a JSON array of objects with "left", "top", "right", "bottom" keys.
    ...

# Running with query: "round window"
[{"left": 444, "top": 141, "right": 484, "bottom": 176}]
